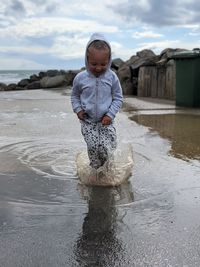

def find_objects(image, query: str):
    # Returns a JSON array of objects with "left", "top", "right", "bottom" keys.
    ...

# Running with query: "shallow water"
[
  {"left": 130, "top": 113, "right": 200, "bottom": 161},
  {"left": 0, "top": 90, "right": 200, "bottom": 266}
]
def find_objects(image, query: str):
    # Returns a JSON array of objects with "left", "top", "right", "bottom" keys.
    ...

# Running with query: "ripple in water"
[
  {"left": 0, "top": 138, "right": 82, "bottom": 180},
  {"left": 0, "top": 138, "right": 137, "bottom": 206}
]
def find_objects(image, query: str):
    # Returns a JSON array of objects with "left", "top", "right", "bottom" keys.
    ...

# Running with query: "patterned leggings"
[{"left": 81, "top": 120, "right": 117, "bottom": 169}]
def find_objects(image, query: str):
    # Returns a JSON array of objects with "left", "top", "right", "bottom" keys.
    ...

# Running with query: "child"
[{"left": 71, "top": 33, "right": 123, "bottom": 169}]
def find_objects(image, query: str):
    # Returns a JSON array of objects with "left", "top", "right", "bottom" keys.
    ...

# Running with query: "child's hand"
[
  {"left": 77, "top": 110, "right": 86, "bottom": 120},
  {"left": 102, "top": 115, "right": 112, "bottom": 125}
]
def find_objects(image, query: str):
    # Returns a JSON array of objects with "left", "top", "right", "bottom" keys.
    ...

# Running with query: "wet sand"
[{"left": 0, "top": 89, "right": 200, "bottom": 266}]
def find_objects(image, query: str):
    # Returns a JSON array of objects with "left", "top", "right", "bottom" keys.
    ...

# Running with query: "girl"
[{"left": 71, "top": 33, "right": 123, "bottom": 169}]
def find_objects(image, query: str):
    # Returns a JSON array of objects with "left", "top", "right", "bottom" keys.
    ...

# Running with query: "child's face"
[{"left": 87, "top": 47, "right": 110, "bottom": 77}]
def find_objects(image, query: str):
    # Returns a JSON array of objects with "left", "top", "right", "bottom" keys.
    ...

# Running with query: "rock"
[
  {"left": 0, "top": 82, "right": 8, "bottom": 91},
  {"left": 18, "top": 79, "right": 30, "bottom": 87},
  {"left": 38, "top": 71, "right": 47, "bottom": 79},
  {"left": 40, "top": 75, "right": 66, "bottom": 88},
  {"left": 111, "top": 58, "right": 124, "bottom": 70},
  {"left": 156, "top": 58, "right": 168, "bottom": 66},
  {"left": 193, "top": 48, "right": 200, "bottom": 52},
  {"left": 7, "top": 83, "right": 17, "bottom": 90},
  {"left": 0, "top": 46, "right": 197, "bottom": 97},
  {"left": 117, "top": 65, "right": 133, "bottom": 95},
  {"left": 60, "top": 69, "right": 67, "bottom": 75},
  {"left": 64, "top": 70, "right": 79, "bottom": 86},
  {"left": 46, "top": 69, "right": 61, "bottom": 77},
  {"left": 26, "top": 81, "right": 41, "bottom": 89},
  {"left": 125, "top": 55, "right": 140, "bottom": 66},
  {"left": 30, "top": 74, "right": 40, "bottom": 82},
  {"left": 160, "top": 48, "right": 188, "bottom": 60},
  {"left": 130, "top": 57, "right": 158, "bottom": 71},
  {"left": 136, "top": 49, "right": 156, "bottom": 58},
  {"left": 119, "top": 50, "right": 159, "bottom": 95}
]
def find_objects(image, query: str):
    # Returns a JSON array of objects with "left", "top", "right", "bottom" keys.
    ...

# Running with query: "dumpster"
[{"left": 172, "top": 50, "right": 200, "bottom": 107}]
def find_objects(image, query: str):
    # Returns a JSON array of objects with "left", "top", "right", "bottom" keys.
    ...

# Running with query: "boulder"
[
  {"left": 38, "top": 71, "right": 47, "bottom": 79},
  {"left": 7, "top": 83, "right": 17, "bottom": 90},
  {"left": 60, "top": 69, "right": 67, "bottom": 75},
  {"left": 40, "top": 75, "right": 66, "bottom": 88},
  {"left": 136, "top": 49, "right": 156, "bottom": 58},
  {"left": 117, "top": 65, "right": 133, "bottom": 95},
  {"left": 125, "top": 55, "right": 140, "bottom": 66},
  {"left": 64, "top": 70, "right": 79, "bottom": 86},
  {"left": 156, "top": 58, "right": 168, "bottom": 66},
  {"left": 130, "top": 57, "right": 158, "bottom": 71},
  {"left": 18, "top": 79, "right": 30, "bottom": 87},
  {"left": 111, "top": 58, "right": 124, "bottom": 70},
  {"left": 26, "top": 81, "right": 41, "bottom": 89},
  {"left": 160, "top": 48, "right": 188, "bottom": 60},
  {"left": 46, "top": 69, "right": 61, "bottom": 77},
  {"left": 0, "top": 82, "right": 7, "bottom": 91},
  {"left": 30, "top": 74, "right": 40, "bottom": 82},
  {"left": 1, "top": 46, "right": 197, "bottom": 97}
]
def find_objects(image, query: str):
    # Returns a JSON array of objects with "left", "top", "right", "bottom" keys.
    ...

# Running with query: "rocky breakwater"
[
  {"left": 112, "top": 48, "right": 191, "bottom": 96},
  {"left": 0, "top": 47, "right": 193, "bottom": 97},
  {"left": 0, "top": 69, "right": 79, "bottom": 91}
]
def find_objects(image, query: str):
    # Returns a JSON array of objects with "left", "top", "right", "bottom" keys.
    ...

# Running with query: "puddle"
[
  {"left": 1, "top": 90, "right": 200, "bottom": 266},
  {"left": 130, "top": 113, "right": 200, "bottom": 161}
]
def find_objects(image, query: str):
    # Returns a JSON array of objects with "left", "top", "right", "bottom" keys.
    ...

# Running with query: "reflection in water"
[
  {"left": 74, "top": 184, "right": 134, "bottom": 267},
  {"left": 131, "top": 113, "right": 200, "bottom": 161}
]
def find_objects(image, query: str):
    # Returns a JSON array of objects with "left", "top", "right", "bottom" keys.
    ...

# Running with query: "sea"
[{"left": 0, "top": 70, "right": 42, "bottom": 85}]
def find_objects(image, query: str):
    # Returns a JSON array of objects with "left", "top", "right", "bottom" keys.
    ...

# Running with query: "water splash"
[{"left": 76, "top": 143, "right": 134, "bottom": 186}]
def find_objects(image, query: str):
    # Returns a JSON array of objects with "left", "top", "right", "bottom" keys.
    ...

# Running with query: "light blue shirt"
[
  {"left": 71, "top": 69, "right": 123, "bottom": 122},
  {"left": 71, "top": 33, "right": 123, "bottom": 123}
]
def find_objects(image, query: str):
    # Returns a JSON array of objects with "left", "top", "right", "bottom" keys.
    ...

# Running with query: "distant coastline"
[
  {"left": 0, "top": 70, "right": 44, "bottom": 85},
  {"left": 0, "top": 69, "right": 79, "bottom": 91}
]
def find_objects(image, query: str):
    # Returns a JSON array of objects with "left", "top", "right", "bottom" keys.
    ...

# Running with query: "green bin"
[{"left": 172, "top": 51, "right": 200, "bottom": 107}]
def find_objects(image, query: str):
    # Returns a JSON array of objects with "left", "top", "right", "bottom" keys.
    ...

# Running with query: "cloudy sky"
[{"left": 1, "top": 0, "right": 200, "bottom": 70}]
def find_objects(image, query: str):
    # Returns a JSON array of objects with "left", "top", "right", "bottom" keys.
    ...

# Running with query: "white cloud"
[
  {"left": 112, "top": 0, "right": 200, "bottom": 27},
  {"left": 0, "top": 45, "right": 47, "bottom": 54},
  {"left": 132, "top": 31, "right": 164, "bottom": 39},
  {"left": 138, "top": 40, "right": 182, "bottom": 53},
  {"left": 110, "top": 41, "right": 137, "bottom": 60},
  {"left": 0, "top": 57, "right": 46, "bottom": 70},
  {"left": 2, "top": 0, "right": 58, "bottom": 18},
  {"left": 182, "top": 24, "right": 200, "bottom": 36},
  {"left": 1, "top": 0, "right": 200, "bottom": 70},
  {"left": 0, "top": 17, "right": 118, "bottom": 38},
  {"left": 50, "top": 35, "right": 88, "bottom": 59},
  {"left": 0, "top": 14, "right": 120, "bottom": 67},
  {"left": 181, "top": 24, "right": 200, "bottom": 30},
  {"left": 51, "top": 37, "right": 137, "bottom": 61},
  {"left": 55, "top": 0, "right": 125, "bottom": 23},
  {"left": 189, "top": 32, "right": 200, "bottom": 36},
  {"left": 138, "top": 39, "right": 200, "bottom": 54},
  {"left": 135, "top": 0, "right": 151, "bottom": 11}
]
